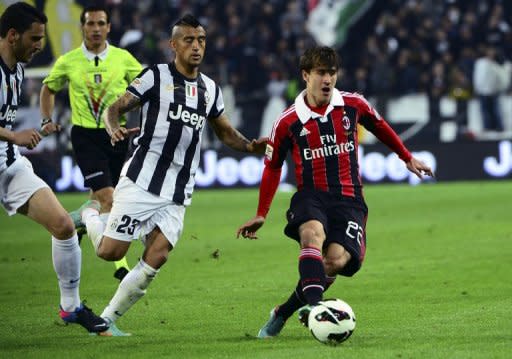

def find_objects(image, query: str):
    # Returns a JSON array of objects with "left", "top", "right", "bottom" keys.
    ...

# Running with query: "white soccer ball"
[{"left": 308, "top": 298, "right": 356, "bottom": 345}]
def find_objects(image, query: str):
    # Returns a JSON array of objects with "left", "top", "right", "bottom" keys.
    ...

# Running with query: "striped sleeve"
[
  {"left": 264, "top": 109, "right": 293, "bottom": 169},
  {"left": 127, "top": 66, "right": 155, "bottom": 103},
  {"left": 208, "top": 84, "right": 224, "bottom": 119},
  {"left": 357, "top": 95, "right": 412, "bottom": 162}
]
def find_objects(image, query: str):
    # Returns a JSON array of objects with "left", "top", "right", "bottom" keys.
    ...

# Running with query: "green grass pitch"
[{"left": 0, "top": 181, "right": 510, "bottom": 358}]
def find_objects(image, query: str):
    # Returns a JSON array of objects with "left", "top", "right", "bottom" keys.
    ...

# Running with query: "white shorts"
[
  {"left": 104, "top": 176, "right": 186, "bottom": 247},
  {"left": 0, "top": 156, "right": 49, "bottom": 216}
]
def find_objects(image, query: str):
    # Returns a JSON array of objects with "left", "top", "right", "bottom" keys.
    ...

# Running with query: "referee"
[{"left": 40, "top": 5, "right": 142, "bottom": 281}]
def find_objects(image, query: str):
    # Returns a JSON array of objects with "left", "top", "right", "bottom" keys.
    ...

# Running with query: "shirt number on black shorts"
[
  {"left": 346, "top": 221, "right": 364, "bottom": 247},
  {"left": 116, "top": 215, "right": 140, "bottom": 235}
]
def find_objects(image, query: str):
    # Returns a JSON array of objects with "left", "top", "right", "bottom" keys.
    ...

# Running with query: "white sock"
[
  {"left": 83, "top": 208, "right": 104, "bottom": 253},
  {"left": 99, "top": 213, "right": 109, "bottom": 224},
  {"left": 52, "top": 235, "right": 81, "bottom": 312},
  {"left": 101, "top": 259, "right": 158, "bottom": 323}
]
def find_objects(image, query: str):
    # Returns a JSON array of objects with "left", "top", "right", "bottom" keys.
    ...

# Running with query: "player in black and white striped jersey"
[
  {"left": 0, "top": 2, "right": 108, "bottom": 334},
  {"left": 121, "top": 58, "right": 223, "bottom": 204},
  {"left": 75, "top": 14, "right": 267, "bottom": 335}
]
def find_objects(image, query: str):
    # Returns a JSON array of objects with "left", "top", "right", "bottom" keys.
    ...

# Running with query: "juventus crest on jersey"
[
  {"left": 0, "top": 59, "right": 23, "bottom": 171},
  {"left": 121, "top": 62, "right": 224, "bottom": 205}
]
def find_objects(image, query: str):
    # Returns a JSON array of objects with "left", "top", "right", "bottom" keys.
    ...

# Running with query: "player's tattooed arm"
[
  {"left": 209, "top": 113, "right": 267, "bottom": 154},
  {"left": 103, "top": 92, "right": 141, "bottom": 145}
]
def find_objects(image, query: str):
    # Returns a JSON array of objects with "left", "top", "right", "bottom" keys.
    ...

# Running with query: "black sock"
[
  {"left": 276, "top": 281, "right": 305, "bottom": 320},
  {"left": 298, "top": 247, "right": 325, "bottom": 305},
  {"left": 276, "top": 275, "right": 337, "bottom": 320}
]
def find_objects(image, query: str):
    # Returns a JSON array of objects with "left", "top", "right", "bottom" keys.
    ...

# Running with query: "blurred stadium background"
[{"left": 3, "top": 0, "right": 512, "bottom": 190}]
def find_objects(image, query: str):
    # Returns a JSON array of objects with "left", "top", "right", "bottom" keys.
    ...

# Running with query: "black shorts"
[
  {"left": 71, "top": 126, "right": 129, "bottom": 191},
  {"left": 284, "top": 189, "right": 368, "bottom": 277}
]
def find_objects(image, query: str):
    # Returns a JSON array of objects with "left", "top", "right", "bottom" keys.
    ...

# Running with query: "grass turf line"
[{"left": 0, "top": 181, "right": 510, "bottom": 358}]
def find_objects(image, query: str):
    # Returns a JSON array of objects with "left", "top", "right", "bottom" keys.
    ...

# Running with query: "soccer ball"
[{"left": 308, "top": 299, "right": 356, "bottom": 345}]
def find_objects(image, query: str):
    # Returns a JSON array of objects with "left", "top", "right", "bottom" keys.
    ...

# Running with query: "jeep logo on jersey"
[
  {"left": 168, "top": 104, "right": 206, "bottom": 130},
  {"left": 0, "top": 104, "right": 17, "bottom": 124}
]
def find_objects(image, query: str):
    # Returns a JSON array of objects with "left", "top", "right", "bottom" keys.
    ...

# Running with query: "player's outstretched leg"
[
  {"left": 70, "top": 200, "right": 130, "bottom": 282},
  {"left": 60, "top": 302, "right": 109, "bottom": 333},
  {"left": 257, "top": 281, "right": 306, "bottom": 338},
  {"left": 97, "top": 259, "right": 159, "bottom": 337},
  {"left": 257, "top": 307, "right": 287, "bottom": 338},
  {"left": 69, "top": 199, "right": 101, "bottom": 229},
  {"left": 97, "top": 212, "right": 131, "bottom": 281},
  {"left": 258, "top": 274, "right": 337, "bottom": 336}
]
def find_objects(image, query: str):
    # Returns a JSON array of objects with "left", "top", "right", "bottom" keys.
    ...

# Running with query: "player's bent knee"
[
  {"left": 299, "top": 225, "right": 325, "bottom": 249},
  {"left": 299, "top": 230, "right": 324, "bottom": 249},
  {"left": 323, "top": 255, "right": 349, "bottom": 276},
  {"left": 97, "top": 245, "right": 126, "bottom": 262},
  {"left": 97, "top": 249, "right": 124, "bottom": 261},
  {"left": 50, "top": 213, "right": 75, "bottom": 239}
]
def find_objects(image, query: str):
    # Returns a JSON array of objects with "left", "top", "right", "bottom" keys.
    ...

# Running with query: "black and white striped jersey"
[
  {"left": 0, "top": 58, "right": 24, "bottom": 172},
  {"left": 122, "top": 62, "right": 224, "bottom": 205}
]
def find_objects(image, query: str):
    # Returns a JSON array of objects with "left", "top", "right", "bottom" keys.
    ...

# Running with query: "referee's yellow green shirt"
[{"left": 43, "top": 42, "right": 142, "bottom": 128}]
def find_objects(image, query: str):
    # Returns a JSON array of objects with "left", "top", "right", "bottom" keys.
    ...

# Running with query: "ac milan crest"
[{"left": 342, "top": 115, "right": 351, "bottom": 130}]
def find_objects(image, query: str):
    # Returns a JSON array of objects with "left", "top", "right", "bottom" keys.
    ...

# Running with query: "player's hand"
[
  {"left": 406, "top": 157, "right": 435, "bottom": 179},
  {"left": 39, "top": 122, "right": 61, "bottom": 137},
  {"left": 110, "top": 127, "right": 140, "bottom": 146},
  {"left": 236, "top": 216, "right": 265, "bottom": 239},
  {"left": 13, "top": 129, "right": 42, "bottom": 149},
  {"left": 246, "top": 137, "right": 268, "bottom": 155}
]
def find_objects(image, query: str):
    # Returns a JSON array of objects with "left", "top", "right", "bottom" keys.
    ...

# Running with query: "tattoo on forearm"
[
  {"left": 231, "top": 129, "right": 250, "bottom": 151},
  {"left": 118, "top": 95, "right": 140, "bottom": 114},
  {"left": 211, "top": 115, "right": 250, "bottom": 151}
]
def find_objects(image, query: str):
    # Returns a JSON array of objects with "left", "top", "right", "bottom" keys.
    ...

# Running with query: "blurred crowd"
[
  {"left": 102, "top": 0, "right": 512, "bottom": 131},
  {"left": 103, "top": 0, "right": 316, "bottom": 103},
  {"left": 20, "top": 0, "right": 512, "bottom": 139},
  {"left": 343, "top": 0, "right": 512, "bottom": 133}
]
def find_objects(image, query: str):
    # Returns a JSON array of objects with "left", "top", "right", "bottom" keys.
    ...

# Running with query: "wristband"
[{"left": 41, "top": 118, "right": 52, "bottom": 127}]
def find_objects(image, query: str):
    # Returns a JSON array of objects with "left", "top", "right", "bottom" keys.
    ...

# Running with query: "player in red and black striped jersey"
[{"left": 237, "top": 46, "right": 433, "bottom": 338}]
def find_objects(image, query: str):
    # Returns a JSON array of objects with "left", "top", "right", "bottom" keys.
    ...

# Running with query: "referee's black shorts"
[
  {"left": 284, "top": 189, "right": 368, "bottom": 277},
  {"left": 71, "top": 125, "right": 129, "bottom": 191}
]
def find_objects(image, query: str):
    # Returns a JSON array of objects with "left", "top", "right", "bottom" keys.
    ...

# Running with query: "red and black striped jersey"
[{"left": 264, "top": 89, "right": 411, "bottom": 202}]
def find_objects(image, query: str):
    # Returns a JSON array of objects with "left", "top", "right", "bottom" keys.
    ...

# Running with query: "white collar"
[
  {"left": 294, "top": 89, "right": 344, "bottom": 124},
  {"left": 81, "top": 41, "right": 110, "bottom": 61}
]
